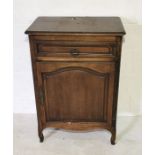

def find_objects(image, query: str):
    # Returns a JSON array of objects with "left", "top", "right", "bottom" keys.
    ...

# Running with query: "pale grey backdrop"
[{"left": 13, "top": 0, "right": 141, "bottom": 115}]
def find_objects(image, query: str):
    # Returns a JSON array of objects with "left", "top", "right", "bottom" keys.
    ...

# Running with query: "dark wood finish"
[
  {"left": 37, "top": 62, "right": 115, "bottom": 124},
  {"left": 46, "top": 122, "right": 110, "bottom": 131},
  {"left": 25, "top": 17, "right": 125, "bottom": 35},
  {"left": 25, "top": 17, "right": 125, "bottom": 144}
]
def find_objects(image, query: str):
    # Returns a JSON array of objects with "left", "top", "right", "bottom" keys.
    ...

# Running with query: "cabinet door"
[{"left": 36, "top": 62, "right": 115, "bottom": 125}]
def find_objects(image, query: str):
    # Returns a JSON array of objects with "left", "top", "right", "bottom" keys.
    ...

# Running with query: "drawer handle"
[{"left": 70, "top": 49, "right": 80, "bottom": 57}]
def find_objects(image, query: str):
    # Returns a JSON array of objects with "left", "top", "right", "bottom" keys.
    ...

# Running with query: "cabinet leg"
[
  {"left": 110, "top": 129, "right": 116, "bottom": 145},
  {"left": 39, "top": 132, "right": 44, "bottom": 143}
]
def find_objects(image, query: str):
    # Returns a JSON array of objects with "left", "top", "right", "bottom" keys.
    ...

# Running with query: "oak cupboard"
[{"left": 25, "top": 17, "right": 126, "bottom": 144}]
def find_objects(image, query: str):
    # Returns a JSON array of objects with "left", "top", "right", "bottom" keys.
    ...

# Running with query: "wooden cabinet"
[{"left": 25, "top": 17, "right": 125, "bottom": 144}]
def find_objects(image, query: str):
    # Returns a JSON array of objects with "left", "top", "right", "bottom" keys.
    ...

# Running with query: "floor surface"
[{"left": 14, "top": 114, "right": 141, "bottom": 155}]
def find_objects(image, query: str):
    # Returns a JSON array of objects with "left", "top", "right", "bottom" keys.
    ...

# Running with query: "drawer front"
[
  {"left": 31, "top": 35, "right": 119, "bottom": 61},
  {"left": 36, "top": 41, "right": 115, "bottom": 57},
  {"left": 37, "top": 41, "right": 115, "bottom": 57}
]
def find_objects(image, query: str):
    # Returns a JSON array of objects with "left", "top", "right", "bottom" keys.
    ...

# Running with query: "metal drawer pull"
[{"left": 70, "top": 49, "right": 80, "bottom": 57}]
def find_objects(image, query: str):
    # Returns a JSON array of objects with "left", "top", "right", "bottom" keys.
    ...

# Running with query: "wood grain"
[
  {"left": 46, "top": 122, "right": 110, "bottom": 131},
  {"left": 26, "top": 17, "right": 125, "bottom": 144},
  {"left": 25, "top": 17, "right": 125, "bottom": 35}
]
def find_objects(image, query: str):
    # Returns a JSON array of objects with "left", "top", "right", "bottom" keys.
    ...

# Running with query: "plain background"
[
  {"left": 4, "top": 0, "right": 155, "bottom": 155},
  {"left": 1, "top": 0, "right": 155, "bottom": 155},
  {"left": 13, "top": 0, "right": 142, "bottom": 116}
]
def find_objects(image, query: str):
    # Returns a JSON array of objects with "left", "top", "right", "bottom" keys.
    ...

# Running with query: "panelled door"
[{"left": 36, "top": 62, "right": 115, "bottom": 126}]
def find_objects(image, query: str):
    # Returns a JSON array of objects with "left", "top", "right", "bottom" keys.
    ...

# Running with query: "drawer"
[{"left": 35, "top": 40, "right": 117, "bottom": 58}]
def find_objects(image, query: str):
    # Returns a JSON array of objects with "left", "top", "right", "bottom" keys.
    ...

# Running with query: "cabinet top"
[{"left": 25, "top": 17, "right": 126, "bottom": 35}]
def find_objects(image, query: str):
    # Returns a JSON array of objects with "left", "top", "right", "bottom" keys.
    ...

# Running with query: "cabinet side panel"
[
  {"left": 112, "top": 36, "right": 123, "bottom": 129},
  {"left": 28, "top": 36, "right": 46, "bottom": 130}
]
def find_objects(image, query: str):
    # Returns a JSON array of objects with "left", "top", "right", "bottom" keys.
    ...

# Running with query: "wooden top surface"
[{"left": 25, "top": 17, "right": 126, "bottom": 35}]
